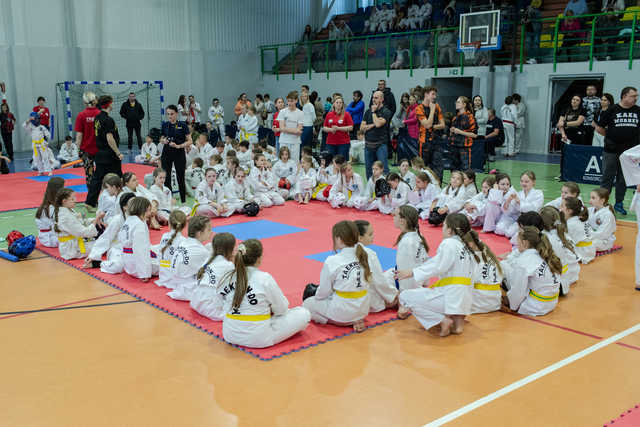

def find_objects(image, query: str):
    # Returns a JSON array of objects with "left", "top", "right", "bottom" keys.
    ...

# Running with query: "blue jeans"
[
  {"left": 327, "top": 143, "right": 350, "bottom": 161},
  {"left": 301, "top": 126, "right": 314, "bottom": 148},
  {"left": 364, "top": 143, "right": 389, "bottom": 180}
]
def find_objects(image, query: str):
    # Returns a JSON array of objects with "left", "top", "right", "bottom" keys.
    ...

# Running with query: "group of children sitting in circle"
[{"left": 32, "top": 145, "right": 620, "bottom": 347}]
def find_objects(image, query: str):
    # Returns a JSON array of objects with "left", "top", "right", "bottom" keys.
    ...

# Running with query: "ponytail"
[
  {"left": 468, "top": 229, "right": 503, "bottom": 275},
  {"left": 355, "top": 244, "right": 372, "bottom": 282},
  {"left": 520, "top": 226, "right": 562, "bottom": 275},
  {"left": 229, "top": 239, "right": 263, "bottom": 310},
  {"left": 591, "top": 188, "right": 615, "bottom": 216},
  {"left": 394, "top": 205, "right": 429, "bottom": 253},
  {"left": 197, "top": 232, "right": 236, "bottom": 281},
  {"left": 540, "top": 206, "right": 576, "bottom": 255},
  {"left": 161, "top": 210, "right": 187, "bottom": 256},
  {"left": 564, "top": 197, "right": 588, "bottom": 222},
  {"left": 445, "top": 213, "right": 480, "bottom": 263}
]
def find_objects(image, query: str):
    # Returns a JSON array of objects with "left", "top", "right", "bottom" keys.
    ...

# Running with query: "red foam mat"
[
  {"left": 37, "top": 202, "right": 513, "bottom": 360},
  {"left": 0, "top": 163, "right": 154, "bottom": 212},
  {"left": 604, "top": 403, "right": 640, "bottom": 426},
  {"left": 597, "top": 245, "right": 623, "bottom": 257}
]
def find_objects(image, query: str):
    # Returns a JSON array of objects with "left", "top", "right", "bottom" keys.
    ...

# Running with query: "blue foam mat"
[
  {"left": 68, "top": 184, "right": 88, "bottom": 193},
  {"left": 212, "top": 219, "right": 307, "bottom": 240},
  {"left": 305, "top": 244, "right": 397, "bottom": 270},
  {"left": 27, "top": 173, "right": 83, "bottom": 182}
]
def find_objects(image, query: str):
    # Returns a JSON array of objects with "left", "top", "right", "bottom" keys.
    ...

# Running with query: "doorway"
[
  {"left": 430, "top": 77, "right": 474, "bottom": 116},
  {"left": 547, "top": 74, "right": 605, "bottom": 152}
]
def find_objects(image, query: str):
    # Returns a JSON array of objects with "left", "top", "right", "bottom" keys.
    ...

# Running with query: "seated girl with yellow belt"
[{"left": 54, "top": 188, "right": 105, "bottom": 260}]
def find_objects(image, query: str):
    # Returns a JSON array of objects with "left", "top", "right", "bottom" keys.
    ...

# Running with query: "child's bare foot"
[
  {"left": 304, "top": 194, "right": 310, "bottom": 204},
  {"left": 439, "top": 316, "right": 453, "bottom": 337},
  {"left": 397, "top": 304, "right": 411, "bottom": 319},
  {"left": 353, "top": 319, "right": 366, "bottom": 333},
  {"left": 452, "top": 315, "right": 464, "bottom": 334}
]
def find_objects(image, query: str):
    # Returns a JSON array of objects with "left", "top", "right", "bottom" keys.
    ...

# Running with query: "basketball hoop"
[{"left": 461, "top": 42, "right": 481, "bottom": 61}]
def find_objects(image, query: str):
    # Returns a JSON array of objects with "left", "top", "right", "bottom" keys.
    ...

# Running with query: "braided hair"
[{"left": 444, "top": 213, "right": 480, "bottom": 263}]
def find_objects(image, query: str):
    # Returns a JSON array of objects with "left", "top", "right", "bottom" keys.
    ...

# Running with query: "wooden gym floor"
[{"left": 1, "top": 156, "right": 640, "bottom": 426}]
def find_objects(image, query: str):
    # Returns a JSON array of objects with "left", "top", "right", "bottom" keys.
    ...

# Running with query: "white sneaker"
[
  {"left": 564, "top": 139, "right": 572, "bottom": 145},
  {"left": 526, "top": 58, "right": 537, "bottom": 64}
]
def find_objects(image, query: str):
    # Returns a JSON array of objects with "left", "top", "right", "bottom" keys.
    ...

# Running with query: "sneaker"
[
  {"left": 614, "top": 202, "right": 627, "bottom": 215},
  {"left": 526, "top": 58, "right": 537, "bottom": 64}
]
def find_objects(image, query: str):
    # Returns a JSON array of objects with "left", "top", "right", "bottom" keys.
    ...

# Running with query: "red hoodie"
[{"left": 403, "top": 103, "right": 419, "bottom": 139}]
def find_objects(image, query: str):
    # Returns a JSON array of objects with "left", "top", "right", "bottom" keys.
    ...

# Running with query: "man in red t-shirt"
[
  {"left": 74, "top": 92, "right": 101, "bottom": 182},
  {"left": 33, "top": 96, "right": 51, "bottom": 129}
]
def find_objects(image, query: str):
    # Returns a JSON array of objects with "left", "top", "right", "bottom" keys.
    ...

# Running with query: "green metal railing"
[{"left": 259, "top": 10, "right": 640, "bottom": 79}]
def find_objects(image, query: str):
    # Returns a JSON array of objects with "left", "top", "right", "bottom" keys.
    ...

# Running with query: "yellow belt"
[
  {"left": 312, "top": 183, "right": 328, "bottom": 198},
  {"left": 189, "top": 202, "right": 200, "bottom": 217},
  {"left": 432, "top": 276, "right": 472, "bottom": 288},
  {"left": 32, "top": 137, "right": 45, "bottom": 157},
  {"left": 159, "top": 260, "right": 171, "bottom": 268},
  {"left": 239, "top": 130, "right": 256, "bottom": 141},
  {"left": 473, "top": 282, "right": 501, "bottom": 291},
  {"left": 336, "top": 289, "right": 368, "bottom": 299},
  {"left": 529, "top": 289, "right": 559, "bottom": 302},
  {"left": 576, "top": 241, "right": 592, "bottom": 247},
  {"left": 58, "top": 234, "right": 86, "bottom": 254},
  {"left": 562, "top": 264, "right": 568, "bottom": 274},
  {"left": 225, "top": 313, "right": 271, "bottom": 321}
]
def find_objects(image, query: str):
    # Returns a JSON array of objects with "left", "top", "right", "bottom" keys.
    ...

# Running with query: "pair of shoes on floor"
[{"left": 614, "top": 202, "right": 627, "bottom": 215}]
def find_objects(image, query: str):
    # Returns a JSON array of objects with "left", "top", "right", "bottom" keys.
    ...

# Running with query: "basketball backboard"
[{"left": 458, "top": 10, "right": 502, "bottom": 51}]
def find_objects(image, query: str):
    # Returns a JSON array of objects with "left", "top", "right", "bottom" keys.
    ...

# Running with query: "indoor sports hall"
[{"left": 1, "top": 1, "right": 640, "bottom": 426}]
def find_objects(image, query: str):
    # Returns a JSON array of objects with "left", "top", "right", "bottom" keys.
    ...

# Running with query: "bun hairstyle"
[
  {"left": 591, "top": 187, "right": 615, "bottom": 215},
  {"left": 332, "top": 220, "right": 372, "bottom": 282},
  {"left": 37, "top": 177, "right": 65, "bottom": 219},
  {"left": 394, "top": 205, "right": 429, "bottom": 253},
  {"left": 53, "top": 188, "right": 75, "bottom": 233},
  {"left": 197, "top": 232, "right": 236, "bottom": 281},
  {"left": 564, "top": 197, "right": 589, "bottom": 222},
  {"left": 82, "top": 91, "right": 97, "bottom": 105},
  {"left": 119, "top": 192, "right": 136, "bottom": 217},
  {"left": 517, "top": 211, "right": 544, "bottom": 232},
  {"left": 161, "top": 210, "right": 187, "bottom": 256},
  {"left": 188, "top": 215, "right": 211, "bottom": 238},
  {"left": 540, "top": 206, "right": 576, "bottom": 255},
  {"left": 519, "top": 226, "right": 563, "bottom": 275},
  {"left": 128, "top": 196, "right": 151, "bottom": 218},
  {"left": 228, "top": 239, "right": 263, "bottom": 310}
]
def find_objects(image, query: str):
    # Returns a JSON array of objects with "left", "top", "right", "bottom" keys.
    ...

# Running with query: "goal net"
[{"left": 54, "top": 80, "right": 164, "bottom": 149}]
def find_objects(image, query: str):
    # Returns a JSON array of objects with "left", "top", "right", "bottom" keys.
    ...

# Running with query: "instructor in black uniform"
[
  {"left": 119, "top": 92, "right": 145, "bottom": 150},
  {"left": 86, "top": 95, "right": 123, "bottom": 207},
  {"left": 160, "top": 104, "right": 191, "bottom": 203}
]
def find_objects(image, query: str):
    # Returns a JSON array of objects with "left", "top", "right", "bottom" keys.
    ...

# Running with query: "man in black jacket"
[{"left": 119, "top": 92, "right": 145, "bottom": 150}]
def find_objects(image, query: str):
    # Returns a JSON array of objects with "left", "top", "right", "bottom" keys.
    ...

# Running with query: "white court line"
[{"left": 423, "top": 322, "right": 640, "bottom": 426}]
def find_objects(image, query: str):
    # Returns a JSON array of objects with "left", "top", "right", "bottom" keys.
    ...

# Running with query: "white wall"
[
  {"left": 0, "top": 0, "right": 315, "bottom": 151},
  {"left": 258, "top": 59, "right": 640, "bottom": 154}
]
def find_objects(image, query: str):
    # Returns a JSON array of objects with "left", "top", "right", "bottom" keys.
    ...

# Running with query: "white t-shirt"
[
  {"left": 301, "top": 103, "right": 316, "bottom": 127},
  {"left": 278, "top": 108, "right": 304, "bottom": 146}
]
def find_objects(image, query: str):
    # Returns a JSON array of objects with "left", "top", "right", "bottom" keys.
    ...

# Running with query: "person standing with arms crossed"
[
  {"left": 278, "top": 91, "right": 304, "bottom": 162},
  {"left": 160, "top": 105, "right": 192, "bottom": 204},
  {"left": 416, "top": 86, "right": 445, "bottom": 180},
  {"left": 595, "top": 86, "right": 640, "bottom": 215},
  {"left": 86, "top": 96, "right": 123, "bottom": 208},
  {"left": 119, "top": 92, "right": 145, "bottom": 151},
  {"left": 361, "top": 91, "right": 392, "bottom": 179}
]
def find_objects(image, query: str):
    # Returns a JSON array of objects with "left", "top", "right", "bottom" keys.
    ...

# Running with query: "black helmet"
[
  {"left": 242, "top": 202, "right": 260, "bottom": 217},
  {"left": 375, "top": 178, "right": 391, "bottom": 197},
  {"left": 303, "top": 283, "right": 319, "bottom": 300}
]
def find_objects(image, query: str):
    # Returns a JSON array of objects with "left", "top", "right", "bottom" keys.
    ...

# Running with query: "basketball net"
[{"left": 461, "top": 42, "right": 481, "bottom": 61}]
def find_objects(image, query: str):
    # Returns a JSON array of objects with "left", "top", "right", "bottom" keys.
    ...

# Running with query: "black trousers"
[
  {"left": 127, "top": 124, "right": 143, "bottom": 149},
  {"left": 450, "top": 145, "right": 472, "bottom": 171},
  {"left": 1, "top": 131, "right": 13, "bottom": 160},
  {"left": 86, "top": 160, "right": 123, "bottom": 207},
  {"left": 422, "top": 141, "right": 445, "bottom": 183},
  {"left": 161, "top": 151, "right": 187, "bottom": 203}
]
